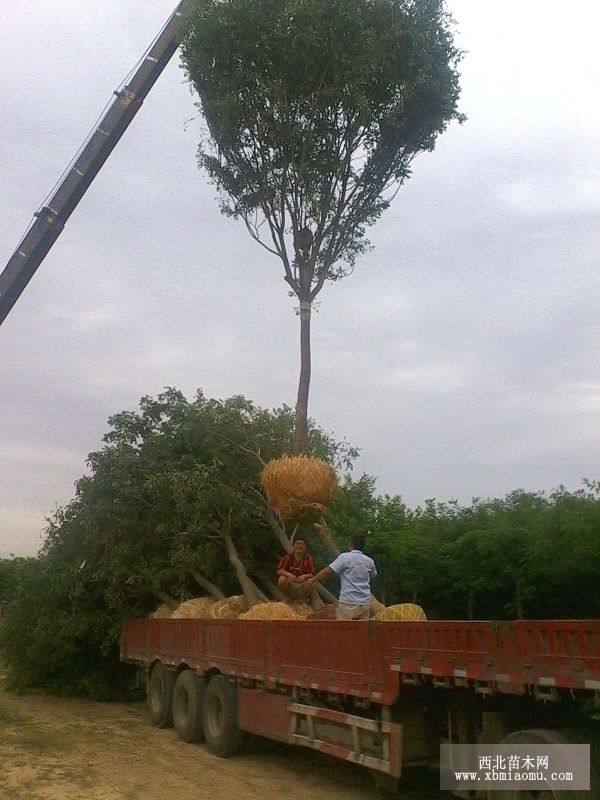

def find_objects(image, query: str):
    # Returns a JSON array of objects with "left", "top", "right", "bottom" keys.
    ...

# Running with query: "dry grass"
[
  {"left": 260, "top": 456, "right": 337, "bottom": 522},
  {"left": 171, "top": 597, "right": 215, "bottom": 619},
  {"left": 239, "top": 602, "right": 303, "bottom": 620},
  {"left": 149, "top": 603, "right": 174, "bottom": 619},
  {"left": 374, "top": 603, "right": 428, "bottom": 621},
  {"left": 206, "top": 595, "right": 248, "bottom": 619}
]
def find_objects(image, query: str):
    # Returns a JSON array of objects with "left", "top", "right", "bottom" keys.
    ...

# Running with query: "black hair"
[
  {"left": 350, "top": 533, "right": 366, "bottom": 551},
  {"left": 294, "top": 536, "right": 306, "bottom": 544}
]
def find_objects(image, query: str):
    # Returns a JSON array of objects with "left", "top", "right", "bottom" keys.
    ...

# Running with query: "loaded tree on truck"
[
  {"left": 0, "top": 0, "right": 463, "bottom": 603},
  {"left": 3, "top": 3, "right": 598, "bottom": 795}
]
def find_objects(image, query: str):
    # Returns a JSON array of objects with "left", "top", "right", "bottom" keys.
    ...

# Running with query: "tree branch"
[
  {"left": 219, "top": 513, "right": 263, "bottom": 607},
  {"left": 190, "top": 570, "right": 225, "bottom": 600},
  {"left": 126, "top": 584, "right": 179, "bottom": 610}
]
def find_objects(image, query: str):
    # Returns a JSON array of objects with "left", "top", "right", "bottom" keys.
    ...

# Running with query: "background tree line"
[{"left": 1, "top": 389, "right": 598, "bottom": 699}]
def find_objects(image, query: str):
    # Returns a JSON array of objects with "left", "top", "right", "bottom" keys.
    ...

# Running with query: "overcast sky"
[{"left": 1, "top": 1, "right": 599, "bottom": 557}]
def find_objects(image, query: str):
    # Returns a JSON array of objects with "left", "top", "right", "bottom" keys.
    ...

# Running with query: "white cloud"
[
  {"left": 497, "top": 173, "right": 600, "bottom": 217},
  {"left": 0, "top": 442, "right": 82, "bottom": 469}
]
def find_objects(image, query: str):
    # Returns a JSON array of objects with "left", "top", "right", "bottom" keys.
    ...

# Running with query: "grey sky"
[{"left": 1, "top": 1, "right": 599, "bottom": 556}]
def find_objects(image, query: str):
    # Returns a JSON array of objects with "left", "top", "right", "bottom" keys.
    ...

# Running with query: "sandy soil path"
[{"left": 0, "top": 683, "right": 394, "bottom": 800}]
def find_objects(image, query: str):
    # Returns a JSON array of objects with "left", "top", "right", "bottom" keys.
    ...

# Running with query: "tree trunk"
[
  {"left": 467, "top": 590, "right": 474, "bottom": 620},
  {"left": 260, "top": 575, "right": 286, "bottom": 602},
  {"left": 264, "top": 505, "right": 293, "bottom": 554},
  {"left": 221, "top": 530, "right": 263, "bottom": 607},
  {"left": 191, "top": 571, "right": 226, "bottom": 600},
  {"left": 127, "top": 585, "right": 179, "bottom": 610},
  {"left": 514, "top": 576, "right": 524, "bottom": 619},
  {"left": 313, "top": 518, "right": 340, "bottom": 559},
  {"left": 293, "top": 300, "right": 312, "bottom": 454},
  {"left": 154, "top": 589, "right": 179, "bottom": 610},
  {"left": 316, "top": 583, "right": 338, "bottom": 605}
]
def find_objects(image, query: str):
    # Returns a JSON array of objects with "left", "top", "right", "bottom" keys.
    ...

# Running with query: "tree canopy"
[
  {"left": 180, "top": 0, "right": 464, "bottom": 451},
  {"left": 181, "top": 0, "right": 462, "bottom": 286}
]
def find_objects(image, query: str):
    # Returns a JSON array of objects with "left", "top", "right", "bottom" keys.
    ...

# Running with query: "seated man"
[{"left": 276, "top": 537, "right": 316, "bottom": 601}]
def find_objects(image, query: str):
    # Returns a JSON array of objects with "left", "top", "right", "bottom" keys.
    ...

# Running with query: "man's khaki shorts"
[{"left": 336, "top": 602, "right": 371, "bottom": 621}]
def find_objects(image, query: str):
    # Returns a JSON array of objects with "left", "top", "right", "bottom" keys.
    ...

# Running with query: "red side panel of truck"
[{"left": 120, "top": 618, "right": 600, "bottom": 702}]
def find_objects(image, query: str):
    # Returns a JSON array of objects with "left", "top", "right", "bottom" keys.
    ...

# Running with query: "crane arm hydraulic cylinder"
[{"left": 0, "top": 0, "right": 189, "bottom": 327}]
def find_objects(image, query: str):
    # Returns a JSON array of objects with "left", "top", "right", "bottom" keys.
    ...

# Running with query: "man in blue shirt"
[{"left": 309, "top": 533, "right": 377, "bottom": 620}]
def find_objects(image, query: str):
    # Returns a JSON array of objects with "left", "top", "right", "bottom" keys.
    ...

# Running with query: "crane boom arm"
[{"left": 0, "top": 0, "right": 188, "bottom": 327}]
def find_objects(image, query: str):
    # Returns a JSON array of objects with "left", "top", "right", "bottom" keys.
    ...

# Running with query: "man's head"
[
  {"left": 348, "top": 533, "right": 366, "bottom": 552},
  {"left": 293, "top": 537, "right": 307, "bottom": 556}
]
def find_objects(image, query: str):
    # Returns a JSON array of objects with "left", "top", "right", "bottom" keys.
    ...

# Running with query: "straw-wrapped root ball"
[
  {"left": 206, "top": 595, "right": 248, "bottom": 619},
  {"left": 150, "top": 603, "right": 174, "bottom": 619},
  {"left": 283, "top": 601, "right": 312, "bottom": 619},
  {"left": 171, "top": 597, "right": 216, "bottom": 619},
  {"left": 374, "top": 603, "right": 428, "bottom": 621},
  {"left": 260, "top": 456, "right": 338, "bottom": 522},
  {"left": 306, "top": 603, "right": 338, "bottom": 620},
  {"left": 240, "top": 602, "right": 304, "bottom": 621}
]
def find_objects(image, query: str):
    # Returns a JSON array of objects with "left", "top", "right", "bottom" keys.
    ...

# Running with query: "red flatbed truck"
[{"left": 120, "top": 616, "right": 600, "bottom": 794}]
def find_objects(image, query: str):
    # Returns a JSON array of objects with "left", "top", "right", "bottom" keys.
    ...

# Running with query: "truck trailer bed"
[{"left": 121, "top": 617, "right": 600, "bottom": 704}]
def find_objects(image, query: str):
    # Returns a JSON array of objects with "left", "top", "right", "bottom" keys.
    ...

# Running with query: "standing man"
[{"left": 309, "top": 533, "right": 376, "bottom": 620}]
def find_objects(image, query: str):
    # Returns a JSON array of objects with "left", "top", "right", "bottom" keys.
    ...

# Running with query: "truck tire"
[
  {"left": 202, "top": 674, "right": 243, "bottom": 758},
  {"left": 147, "top": 661, "right": 174, "bottom": 728},
  {"left": 173, "top": 669, "right": 205, "bottom": 743},
  {"left": 487, "top": 728, "right": 598, "bottom": 800}
]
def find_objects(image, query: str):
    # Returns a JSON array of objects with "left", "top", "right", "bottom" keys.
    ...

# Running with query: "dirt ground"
[{"left": 0, "top": 679, "right": 444, "bottom": 800}]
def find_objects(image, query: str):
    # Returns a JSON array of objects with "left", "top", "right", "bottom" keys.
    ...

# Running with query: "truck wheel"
[
  {"left": 202, "top": 674, "right": 243, "bottom": 758},
  {"left": 147, "top": 661, "right": 174, "bottom": 728},
  {"left": 173, "top": 669, "right": 205, "bottom": 743},
  {"left": 486, "top": 729, "right": 597, "bottom": 800}
]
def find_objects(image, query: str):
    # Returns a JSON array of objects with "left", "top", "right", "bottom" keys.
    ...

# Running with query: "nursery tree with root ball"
[{"left": 181, "top": 0, "right": 464, "bottom": 453}]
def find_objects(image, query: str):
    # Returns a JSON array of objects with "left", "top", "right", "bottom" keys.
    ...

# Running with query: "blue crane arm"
[{"left": 0, "top": 0, "right": 189, "bottom": 327}]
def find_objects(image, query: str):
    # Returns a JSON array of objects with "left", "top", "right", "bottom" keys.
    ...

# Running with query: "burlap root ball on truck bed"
[{"left": 374, "top": 603, "right": 427, "bottom": 621}]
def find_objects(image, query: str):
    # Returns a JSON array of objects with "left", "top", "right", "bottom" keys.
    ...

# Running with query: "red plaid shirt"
[{"left": 276, "top": 553, "right": 315, "bottom": 578}]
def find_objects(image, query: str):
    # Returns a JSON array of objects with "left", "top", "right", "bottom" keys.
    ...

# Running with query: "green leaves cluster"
[
  {"left": 333, "top": 481, "right": 600, "bottom": 620},
  {"left": 180, "top": 0, "right": 463, "bottom": 298}
]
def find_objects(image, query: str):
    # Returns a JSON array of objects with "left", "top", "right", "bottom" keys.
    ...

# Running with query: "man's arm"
[
  {"left": 310, "top": 553, "right": 346, "bottom": 586},
  {"left": 277, "top": 568, "right": 297, "bottom": 580},
  {"left": 310, "top": 565, "right": 334, "bottom": 584}
]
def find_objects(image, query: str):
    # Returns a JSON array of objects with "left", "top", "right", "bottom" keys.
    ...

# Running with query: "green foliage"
[
  {"left": 180, "top": 0, "right": 463, "bottom": 298},
  {"left": 360, "top": 485, "right": 600, "bottom": 620},
  {"left": 0, "top": 556, "right": 37, "bottom": 603},
  {"left": 0, "top": 389, "right": 356, "bottom": 698},
  {"left": 0, "top": 557, "right": 134, "bottom": 700},
  {"left": 1, "top": 388, "right": 598, "bottom": 700}
]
